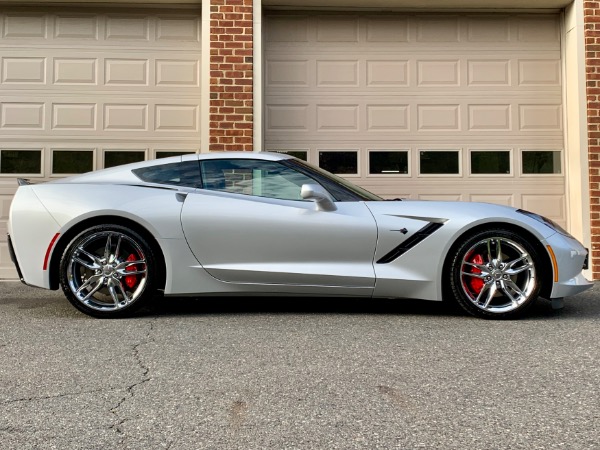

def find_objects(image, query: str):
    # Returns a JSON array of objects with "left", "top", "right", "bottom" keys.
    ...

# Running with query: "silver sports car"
[{"left": 7, "top": 152, "right": 592, "bottom": 319}]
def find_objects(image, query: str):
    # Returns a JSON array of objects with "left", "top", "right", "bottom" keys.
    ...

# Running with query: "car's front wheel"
[
  {"left": 59, "top": 225, "right": 157, "bottom": 318},
  {"left": 448, "top": 228, "right": 542, "bottom": 319}
]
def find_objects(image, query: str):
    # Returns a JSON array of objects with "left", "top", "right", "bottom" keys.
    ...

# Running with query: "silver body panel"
[{"left": 7, "top": 152, "right": 592, "bottom": 302}]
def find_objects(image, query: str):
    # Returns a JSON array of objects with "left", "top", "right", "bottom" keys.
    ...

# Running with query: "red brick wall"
[
  {"left": 585, "top": 1, "right": 600, "bottom": 277},
  {"left": 209, "top": 0, "right": 253, "bottom": 151}
]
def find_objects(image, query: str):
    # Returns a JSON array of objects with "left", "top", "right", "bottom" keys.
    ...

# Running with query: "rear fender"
[{"left": 8, "top": 187, "right": 61, "bottom": 289}]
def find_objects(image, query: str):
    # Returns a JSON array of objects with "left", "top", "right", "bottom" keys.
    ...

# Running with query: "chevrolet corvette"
[{"left": 7, "top": 152, "right": 591, "bottom": 318}]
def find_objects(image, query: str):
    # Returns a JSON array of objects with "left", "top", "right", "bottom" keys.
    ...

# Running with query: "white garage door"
[
  {"left": 265, "top": 13, "right": 565, "bottom": 223},
  {"left": 0, "top": 7, "right": 201, "bottom": 279}
]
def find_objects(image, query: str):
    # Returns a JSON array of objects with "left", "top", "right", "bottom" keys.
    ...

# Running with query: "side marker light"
[
  {"left": 546, "top": 245, "right": 559, "bottom": 283},
  {"left": 43, "top": 233, "right": 60, "bottom": 271}
]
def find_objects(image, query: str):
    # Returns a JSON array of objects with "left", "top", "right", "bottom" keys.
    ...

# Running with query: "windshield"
[{"left": 281, "top": 158, "right": 382, "bottom": 202}]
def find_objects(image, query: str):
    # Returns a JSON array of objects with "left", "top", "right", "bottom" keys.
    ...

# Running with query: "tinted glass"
[
  {"left": 319, "top": 151, "right": 358, "bottom": 174},
  {"left": 369, "top": 151, "right": 408, "bottom": 174},
  {"left": 522, "top": 151, "right": 561, "bottom": 174},
  {"left": 132, "top": 161, "right": 201, "bottom": 187},
  {"left": 53, "top": 150, "right": 94, "bottom": 174},
  {"left": 419, "top": 151, "right": 459, "bottom": 174},
  {"left": 200, "top": 159, "right": 316, "bottom": 200},
  {"left": 0, "top": 150, "right": 42, "bottom": 174},
  {"left": 470, "top": 151, "right": 510, "bottom": 174},
  {"left": 104, "top": 151, "right": 145, "bottom": 168}
]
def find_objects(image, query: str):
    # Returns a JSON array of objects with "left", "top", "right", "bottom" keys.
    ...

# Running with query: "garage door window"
[
  {"left": 52, "top": 150, "right": 94, "bottom": 175},
  {"left": 155, "top": 150, "right": 197, "bottom": 159},
  {"left": 0, "top": 149, "right": 42, "bottom": 175},
  {"left": 369, "top": 151, "right": 409, "bottom": 175},
  {"left": 104, "top": 151, "right": 146, "bottom": 169},
  {"left": 522, "top": 151, "right": 561, "bottom": 174},
  {"left": 470, "top": 150, "right": 511, "bottom": 175},
  {"left": 419, "top": 150, "right": 459, "bottom": 175},
  {"left": 319, "top": 151, "right": 358, "bottom": 175},
  {"left": 273, "top": 150, "right": 308, "bottom": 161}
]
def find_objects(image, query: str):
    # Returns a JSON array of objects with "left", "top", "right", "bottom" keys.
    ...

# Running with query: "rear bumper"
[{"left": 7, "top": 234, "right": 24, "bottom": 283}]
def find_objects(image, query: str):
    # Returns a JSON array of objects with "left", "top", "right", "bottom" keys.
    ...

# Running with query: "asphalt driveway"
[{"left": 0, "top": 282, "right": 599, "bottom": 449}]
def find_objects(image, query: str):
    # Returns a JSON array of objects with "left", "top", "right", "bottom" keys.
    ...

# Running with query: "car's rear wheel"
[
  {"left": 448, "top": 228, "right": 541, "bottom": 319},
  {"left": 59, "top": 225, "right": 157, "bottom": 318}
]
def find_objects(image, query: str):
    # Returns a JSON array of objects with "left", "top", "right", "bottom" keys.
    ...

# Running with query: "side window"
[
  {"left": 200, "top": 159, "right": 320, "bottom": 201},
  {"left": 132, "top": 160, "right": 201, "bottom": 187}
]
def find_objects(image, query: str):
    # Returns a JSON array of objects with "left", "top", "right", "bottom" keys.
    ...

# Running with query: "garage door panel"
[
  {"left": 54, "top": 14, "right": 99, "bottom": 40},
  {"left": 366, "top": 60, "right": 409, "bottom": 87},
  {"left": 53, "top": 58, "right": 98, "bottom": 85},
  {"left": 366, "top": 16, "right": 409, "bottom": 43},
  {"left": 1, "top": 10, "right": 200, "bottom": 45},
  {"left": 0, "top": 53, "right": 201, "bottom": 91},
  {"left": 367, "top": 105, "right": 409, "bottom": 132},
  {"left": 466, "top": 16, "right": 511, "bottom": 42},
  {"left": 517, "top": 15, "right": 561, "bottom": 43},
  {"left": 0, "top": 102, "right": 45, "bottom": 130},
  {"left": 266, "top": 96, "right": 563, "bottom": 138},
  {"left": 267, "top": 13, "right": 560, "bottom": 49},
  {"left": 522, "top": 194, "right": 566, "bottom": 226},
  {"left": 2, "top": 14, "right": 47, "bottom": 39},
  {"left": 2, "top": 57, "right": 47, "bottom": 84},
  {"left": 52, "top": 103, "right": 96, "bottom": 130},
  {"left": 155, "top": 16, "right": 201, "bottom": 43},
  {"left": 267, "top": 55, "right": 560, "bottom": 94},
  {"left": 316, "top": 16, "right": 359, "bottom": 42},
  {"left": 0, "top": 97, "right": 201, "bottom": 136}
]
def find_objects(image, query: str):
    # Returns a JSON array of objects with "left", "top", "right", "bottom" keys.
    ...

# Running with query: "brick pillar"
[
  {"left": 585, "top": 2, "right": 600, "bottom": 278},
  {"left": 209, "top": 0, "right": 253, "bottom": 151}
]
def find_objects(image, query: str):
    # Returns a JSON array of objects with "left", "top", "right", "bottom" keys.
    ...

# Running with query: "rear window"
[{"left": 132, "top": 161, "right": 201, "bottom": 188}]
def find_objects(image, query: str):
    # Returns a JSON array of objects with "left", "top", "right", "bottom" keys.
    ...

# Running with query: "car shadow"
[
  {"left": 144, "top": 294, "right": 591, "bottom": 320},
  {"left": 148, "top": 295, "right": 462, "bottom": 318}
]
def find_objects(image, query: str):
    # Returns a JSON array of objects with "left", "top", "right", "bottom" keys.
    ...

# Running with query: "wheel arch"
[
  {"left": 441, "top": 222, "right": 553, "bottom": 301},
  {"left": 48, "top": 215, "right": 167, "bottom": 291}
]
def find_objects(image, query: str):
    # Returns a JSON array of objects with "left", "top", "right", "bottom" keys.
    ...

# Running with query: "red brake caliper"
[
  {"left": 124, "top": 254, "right": 138, "bottom": 289},
  {"left": 469, "top": 254, "right": 484, "bottom": 294}
]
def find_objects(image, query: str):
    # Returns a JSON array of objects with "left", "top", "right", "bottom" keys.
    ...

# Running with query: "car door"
[{"left": 180, "top": 158, "right": 377, "bottom": 289}]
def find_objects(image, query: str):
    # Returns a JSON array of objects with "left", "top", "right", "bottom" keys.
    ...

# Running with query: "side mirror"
[{"left": 301, "top": 184, "right": 337, "bottom": 211}]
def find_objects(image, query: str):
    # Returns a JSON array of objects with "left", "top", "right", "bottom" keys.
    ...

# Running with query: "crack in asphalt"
[
  {"left": 0, "top": 386, "right": 120, "bottom": 405},
  {"left": 109, "top": 319, "right": 156, "bottom": 441}
]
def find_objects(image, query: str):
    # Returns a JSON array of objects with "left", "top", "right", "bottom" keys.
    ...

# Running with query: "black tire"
[
  {"left": 59, "top": 224, "right": 157, "bottom": 318},
  {"left": 447, "top": 228, "right": 542, "bottom": 319}
]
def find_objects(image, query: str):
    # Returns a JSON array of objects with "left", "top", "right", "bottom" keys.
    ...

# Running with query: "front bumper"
[
  {"left": 7, "top": 234, "right": 24, "bottom": 283},
  {"left": 545, "top": 232, "right": 593, "bottom": 298}
]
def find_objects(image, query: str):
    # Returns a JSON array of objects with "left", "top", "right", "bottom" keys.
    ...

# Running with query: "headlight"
[{"left": 516, "top": 209, "right": 572, "bottom": 237}]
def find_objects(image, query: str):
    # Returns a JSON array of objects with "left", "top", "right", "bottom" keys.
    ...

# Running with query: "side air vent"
[{"left": 377, "top": 222, "right": 444, "bottom": 264}]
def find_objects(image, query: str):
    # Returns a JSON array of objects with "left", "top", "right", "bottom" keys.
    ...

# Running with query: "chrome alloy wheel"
[
  {"left": 459, "top": 237, "right": 536, "bottom": 314},
  {"left": 66, "top": 231, "right": 148, "bottom": 312}
]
